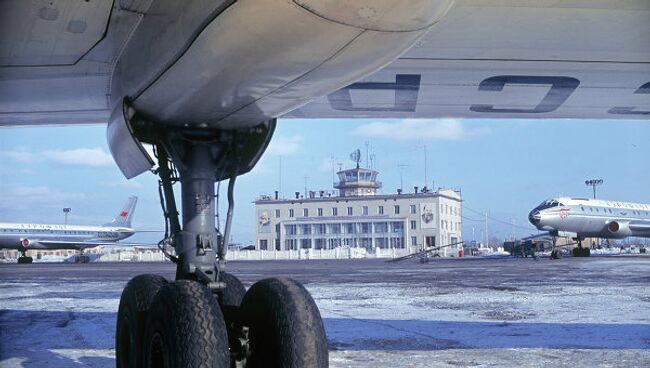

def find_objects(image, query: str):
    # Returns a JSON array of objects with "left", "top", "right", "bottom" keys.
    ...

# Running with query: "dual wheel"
[
  {"left": 572, "top": 247, "right": 591, "bottom": 257},
  {"left": 75, "top": 255, "right": 91, "bottom": 263},
  {"left": 116, "top": 273, "right": 327, "bottom": 368},
  {"left": 17, "top": 256, "right": 33, "bottom": 264},
  {"left": 550, "top": 250, "right": 561, "bottom": 259}
]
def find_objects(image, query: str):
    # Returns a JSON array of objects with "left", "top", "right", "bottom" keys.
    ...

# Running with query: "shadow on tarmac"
[{"left": 1, "top": 309, "right": 648, "bottom": 367}]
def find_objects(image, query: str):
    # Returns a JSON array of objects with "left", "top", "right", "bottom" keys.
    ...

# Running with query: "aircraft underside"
[{"left": 1, "top": 0, "right": 649, "bottom": 366}]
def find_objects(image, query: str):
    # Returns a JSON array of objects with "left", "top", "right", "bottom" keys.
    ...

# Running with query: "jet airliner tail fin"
[{"left": 103, "top": 196, "right": 137, "bottom": 228}]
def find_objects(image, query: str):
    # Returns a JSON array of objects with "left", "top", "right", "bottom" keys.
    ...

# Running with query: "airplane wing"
[
  {"left": 285, "top": 1, "right": 650, "bottom": 120},
  {"left": 1, "top": 0, "right": 648, "bottom": 129},
  {"left": 520, "top": 233, "right": 552, "bottom": 241},
  {"left": 38, "top": 240, "right": 155, "bottom": 250},
  {"left": 629, "top": 220, "right": 650, "bottom": 232}
]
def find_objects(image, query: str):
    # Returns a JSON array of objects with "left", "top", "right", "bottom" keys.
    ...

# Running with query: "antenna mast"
[{"left": 278, "top": 156, "right": 282, "bottom": 198}]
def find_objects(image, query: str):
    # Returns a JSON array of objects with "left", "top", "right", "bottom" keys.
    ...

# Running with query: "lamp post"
[
  {"left": 585, "top": 179, "right": 603, "bottom": 199},
  {"left": 63, "top": 208, "right": 71, "bottom": 225}
]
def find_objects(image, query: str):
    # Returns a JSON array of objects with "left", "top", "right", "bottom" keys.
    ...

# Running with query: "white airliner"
[
  {"left": 529, "top": 197, "right": 650, "bottom": 256},
  {"left": 0, "top": 197, "right": 140, "bottom": 263},
  {"left": 1, "top": 1, "right": 648, "bottom": 366}
]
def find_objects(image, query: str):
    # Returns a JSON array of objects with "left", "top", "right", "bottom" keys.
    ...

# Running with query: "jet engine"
[{"left": 605, "top": 221, "right": 632, "bottom": 238}]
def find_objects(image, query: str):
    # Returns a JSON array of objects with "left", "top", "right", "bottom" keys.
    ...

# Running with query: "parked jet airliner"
[
  {"left": 0, "top": 196, "right": 140, "bottom": 263},
  {"left": 528, "top": 197, "right": 650, "bottom": 256}
]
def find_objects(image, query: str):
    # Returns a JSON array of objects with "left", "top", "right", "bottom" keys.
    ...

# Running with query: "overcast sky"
[{"left": 1, "top": 118, "right": 648, "bottom": 245}]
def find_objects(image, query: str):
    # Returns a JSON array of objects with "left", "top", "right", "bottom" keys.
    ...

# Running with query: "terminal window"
[
  {"left": 378, "top": 205, "right": 384, "bottom": 215},
  {"left": 410, "top": 205, "right": 416, "bottom": 214},
  {"left": 394, "top": 205, "right": 400, "bottom": 214}
]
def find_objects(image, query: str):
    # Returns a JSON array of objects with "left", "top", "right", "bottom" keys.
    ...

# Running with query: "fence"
[
  {"left": 225, "top": 246, "right": 428, "bottom": 261},
  {"left": 95, "top": 245, "right": 453, "bottom": 262}
]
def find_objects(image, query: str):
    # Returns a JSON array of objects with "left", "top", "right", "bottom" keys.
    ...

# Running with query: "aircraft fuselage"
[
  {"left": 0, "top": 223, "right": 135, "bottom": 251},
  {"left": 529, "top": 198, "right": 650, "bottom": 240}
]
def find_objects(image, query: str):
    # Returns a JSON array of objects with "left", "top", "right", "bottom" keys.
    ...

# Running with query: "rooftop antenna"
[
  {"left": 365, "top": 141, "right": 370, "bottom": 168},
  {"left": 370, "top": 154, "right": 376, "bottom": 171},
  {"left": 330, "top": 156, "right": 335, "bottom": 186},
  {"left": 398, "top": 164, "right": 408, "bottom": 191},
  {"left": 278, "top": 156, "right": 282, "bottom": 199},
  {"left": 424, "top": 144, "right": 428, "bottom": 188},
  {"left": 350, "top": 149, "right": 361, "bottom": 169}
]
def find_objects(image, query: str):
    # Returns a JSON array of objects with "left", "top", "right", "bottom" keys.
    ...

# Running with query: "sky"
[{"left": 1, "top": 118, "right": 649, "bottom": 246}]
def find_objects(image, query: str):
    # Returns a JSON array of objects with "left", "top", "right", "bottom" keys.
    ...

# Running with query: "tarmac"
[{"left": 1, "top": 256, "right": 649, "bottom": 367}]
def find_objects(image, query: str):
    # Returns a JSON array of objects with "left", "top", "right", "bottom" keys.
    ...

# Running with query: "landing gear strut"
[
  {"left": 115, "top": 115, "right": 327, "bottom": 367},
  {"left": 572, "top": 238, "right": 591, "bottom": 257},
  {"left": 75, "top": 249, "right": 91, "bottom": 263},
  {"left": 17, "top": 248, "right": 33, "bottom": 264},
  {"left": 550, "top": 236, "right": 561, "bottom": 260}
]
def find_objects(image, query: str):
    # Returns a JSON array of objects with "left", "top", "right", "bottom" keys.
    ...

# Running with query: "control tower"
[{"left": 334, "top": 149, "right": 382, "bottom": 197}]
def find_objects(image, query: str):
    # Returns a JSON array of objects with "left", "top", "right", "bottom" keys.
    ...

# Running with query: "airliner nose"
[{"left": 528, "top": 210, "right": 541, "bottom": 225}]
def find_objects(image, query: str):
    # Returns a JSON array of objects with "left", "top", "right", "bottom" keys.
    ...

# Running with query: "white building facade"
[{"left": 255, "top": 167, "right": 462, "bottom": 253}]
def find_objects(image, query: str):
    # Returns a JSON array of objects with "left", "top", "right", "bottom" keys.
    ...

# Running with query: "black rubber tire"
[
  {"left": 216, "top": 272, "right": 247, "bottom": 365},
  {"left": 143, "top": 280, "right": 230, "bottom": 368},
  {"left": 17, "top": 256, "right": 33, "bottom": 264},
  {"left": 116, "top": 274, "right": 167, "bottom": 368},
  {"left": 572, "top": 248, "right": 580, "bottom": 257},
  {"left": 551, "top": 250, "right": 561, "bottom": 259},
  {"left": 74, "top": 255, "right": 90, "bottom": 263},
  {"left": 217, "top": 272, "right": 246, "bottom": 307},
  {"left": 583, "top": 247, "right": 591, "bottom": 257},
  {"left": 241, "top": 277, "right": 328, "bottom": 368}
]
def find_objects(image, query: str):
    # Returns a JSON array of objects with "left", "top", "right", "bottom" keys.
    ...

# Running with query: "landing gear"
[
  {"left": 571, "top": 239, "right": 591, "bottom": 257},
  {"left": 17, "top": 249, "right": 33, "bottom": 264},
  {"left": 75, "top": 254, "right": 91, "bottom": 263},
  {"left": 550, "top": 236, "right": 561, "bottom": 260},
  {"left": 113, "top": 114, "right": 328, "bottom": 367}
]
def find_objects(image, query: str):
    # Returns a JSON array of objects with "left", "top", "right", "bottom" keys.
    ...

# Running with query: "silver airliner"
[
  {"left": 528, "top": 197, "right": 650, "bottom": 251},
  {"left": 0, "top": 196, "right": 139, "bottom": 263}
]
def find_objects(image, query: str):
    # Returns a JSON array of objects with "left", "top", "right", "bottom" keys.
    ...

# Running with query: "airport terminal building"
[{"left": 254, "top": 165, "right": 463, "bottom": 252}]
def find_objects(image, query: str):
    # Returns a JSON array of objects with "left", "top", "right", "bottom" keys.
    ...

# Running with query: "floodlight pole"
[
  {"left": 63, "top": 208, "right": 71, "bottom": 225},
  {"left": 585, "top": 179, "right": 603, "bottom": 199}
]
